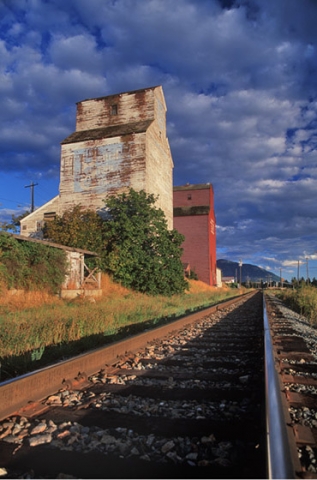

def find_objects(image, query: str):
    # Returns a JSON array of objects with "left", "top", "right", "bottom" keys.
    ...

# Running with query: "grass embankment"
[
  {"left": 0, "top": 275, "right": 243, "bottom": 380},
  {"left": 272, "top": 286, "right": 317, "bottom": 326}
]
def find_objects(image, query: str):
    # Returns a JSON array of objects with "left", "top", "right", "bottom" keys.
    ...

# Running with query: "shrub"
[
  {"left": 43, "top": 205, "right": 104, "bottom": 253},
  {"left": 103, "top": 189, "right": 188, "bottom": 295},
  {"left": 42, "top": 190, "right": 188, "bottom": 296},
  {"left": 0, "top": 233, "right": 67, "bottom": 293},
  {"left": 0, "top": 233, "right": 28, "bottom": 288}
]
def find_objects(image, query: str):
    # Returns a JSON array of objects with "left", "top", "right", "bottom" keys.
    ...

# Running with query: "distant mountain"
[{"left": 217, "top": 259, "right": 280, "bottom": 283}]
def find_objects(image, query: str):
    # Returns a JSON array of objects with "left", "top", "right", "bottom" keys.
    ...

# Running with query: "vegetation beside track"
[
  {"left": 0, "top": 232, "right": 67, "bottom": 293},
  {"left": 0, "top": 274, "right": 245, "bottom": 380},
  {"left": 270, "top": 285, "right": 317, "bottom": 326}
]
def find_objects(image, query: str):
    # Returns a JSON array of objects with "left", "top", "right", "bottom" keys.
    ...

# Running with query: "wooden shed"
[{"left": 11, "top": 234, "right": 101, "bottom": 299}]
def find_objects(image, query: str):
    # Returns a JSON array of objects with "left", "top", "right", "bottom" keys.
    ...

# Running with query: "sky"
[{"left": 0, "top": 0, "right": 317, "bottom": 282}]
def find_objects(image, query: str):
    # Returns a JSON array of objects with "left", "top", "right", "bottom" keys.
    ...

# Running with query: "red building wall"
[{"left": 173, "top": 184, "right": 217, "bottom": 286}]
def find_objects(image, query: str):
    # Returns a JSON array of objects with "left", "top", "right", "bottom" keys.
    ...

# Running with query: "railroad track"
[
  {"left": 0, "top": 291, "right": 264, "bottom": 479},
  {"left": 264, "top": 294, "right": 317, "bottom": 479},
  {"left": 0, "top": 291, "right": 316, "bottom": 478}
]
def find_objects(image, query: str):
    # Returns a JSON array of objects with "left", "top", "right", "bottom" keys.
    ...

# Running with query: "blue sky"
[{"left": 0, "top": 0, "right": 317, "bottom": 282}]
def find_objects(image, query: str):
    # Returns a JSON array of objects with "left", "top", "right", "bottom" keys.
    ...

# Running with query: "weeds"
[
  {"left": 0, "top": 274, "right": 242, "bottom": 379},
  {"left": 273, "top": 286, "right": 317, "bottom": 325}
]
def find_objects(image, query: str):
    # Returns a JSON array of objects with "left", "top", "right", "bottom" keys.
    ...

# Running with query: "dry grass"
[
  {"left": 0, "top": 275, "right": 235, "bottom": 313},
  {"left": 0, "top": 274, "right": 244, "bottom": 378},
  {"left": 0, "top": 274, "right": 132, "bottom": 312},
  {"left": 100, "top": 273, "right": 133, "bottom": 296},
  {"left": 187, "top": 279, "right": 229, "bottom": 294},
  {"left": 0, "top": 288, "right": 64, "bottom": 312}
]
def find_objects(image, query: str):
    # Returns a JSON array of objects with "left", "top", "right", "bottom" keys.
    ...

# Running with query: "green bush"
[
  {"left": 103, "top": 189, "right": 188, "bottom": 295},
  {"left": 43, "top": 205, "right": 104, "bottom": 253},
  {"left": 43, "top": 189, "right": 188, "bottom": 296},
  {"left": 0, "top": 233, "right": 67, "bottom": 293},
  {"left": 0, "top": 233, "right": 28, "bottom": 288}
]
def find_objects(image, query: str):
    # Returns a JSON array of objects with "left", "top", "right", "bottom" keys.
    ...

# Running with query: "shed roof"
[
  {"left": 9, "top": 233, "right": 99, "bottom": 256},
  {"left": 61, "top": 120, "right": 153, "bottom": 145}
]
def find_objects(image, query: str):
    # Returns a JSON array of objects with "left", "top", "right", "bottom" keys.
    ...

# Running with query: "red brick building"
[{"left": 173, "top": 183, "right": 217, "bottom": 286}]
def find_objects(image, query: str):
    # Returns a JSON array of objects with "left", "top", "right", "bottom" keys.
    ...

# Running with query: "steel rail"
[
  {"left": 0, "top": 291, "right": 255, "bottom": 421},
  {"left": 263, "top": 294, "right": 296, "bottom": 479}
]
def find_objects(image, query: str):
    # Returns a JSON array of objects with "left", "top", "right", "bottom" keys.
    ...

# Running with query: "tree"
[
  {"left": 103, "top": 189, "right": 188, "bottom": 295},
  {"left": 42, "top": 191, "right": 188, "bottom": 296},
  {"left": 0, "top": 211, "right": 30, "bottom": 233},
  {"left": 311, "top": 277, "right": 317, "bottom": 287},
  {"left": 43, "top": 205, "right": 104, "bottom": 253}
]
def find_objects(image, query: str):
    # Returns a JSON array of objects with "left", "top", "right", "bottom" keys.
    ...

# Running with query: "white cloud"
[
  {"left": 0, "top": 0, "right": 317, "bottom": 279},
  {"left": 50, "top": 34, "right": 104, "bottom": 73}
]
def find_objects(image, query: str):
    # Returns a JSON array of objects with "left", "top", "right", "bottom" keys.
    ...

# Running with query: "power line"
[{"left": 0, "top": 196, "right": 29, "bottom": 207}]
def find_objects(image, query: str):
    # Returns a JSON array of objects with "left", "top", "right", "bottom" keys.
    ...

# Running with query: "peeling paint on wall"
[
  {"left": 20, "top": 85, "right": 174, "bottom": 235},
  {"left": 73, "top": 144, "right": 124, "bottom": 193}
]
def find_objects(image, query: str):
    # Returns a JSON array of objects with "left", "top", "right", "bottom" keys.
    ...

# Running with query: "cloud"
[
  {"left": 49, "top": 34, "right": 104, "bottom": 73},
  {"left": 0, "top": 0, "right": 317, "bottom": 279}
]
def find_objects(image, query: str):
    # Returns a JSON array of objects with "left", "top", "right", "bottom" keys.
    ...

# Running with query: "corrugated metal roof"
[{"left": 61, "top": 120, "right": 153, "bottom": 145}]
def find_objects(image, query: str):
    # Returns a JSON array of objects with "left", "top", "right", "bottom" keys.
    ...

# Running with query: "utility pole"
[
  {"left": 239, "top": 259, "right": 242, "bottom": 287},
  {"left": 25, "top": 182, "right": 38, "bottom": 212},
  {"left": 306, "top": 257, "right": 309, "bottom": 283}
]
